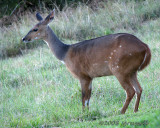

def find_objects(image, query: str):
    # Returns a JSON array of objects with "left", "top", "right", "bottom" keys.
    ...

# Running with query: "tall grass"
[
  {"left": 1, "top": 0, "right": 160, "bottom": 58},
  {"left": 0, "top": 0, "right": 160, "bottom": 127},
  {"left": 0, "top": 12, "right": 44, "bottom": 58}
]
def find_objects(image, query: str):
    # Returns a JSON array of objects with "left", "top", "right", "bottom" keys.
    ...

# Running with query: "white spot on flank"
[{"left": 93, "top": 63, "right": 98, "bottom": 66}]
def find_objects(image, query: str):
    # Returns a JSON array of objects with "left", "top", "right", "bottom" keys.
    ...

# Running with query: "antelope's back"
[{"left": 64, "top": 33, "right": 148, "bottom": 78}]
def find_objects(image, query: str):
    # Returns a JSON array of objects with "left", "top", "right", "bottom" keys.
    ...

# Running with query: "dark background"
[{"left": 0, "top": 0, "right": 102, "bottom": 18}]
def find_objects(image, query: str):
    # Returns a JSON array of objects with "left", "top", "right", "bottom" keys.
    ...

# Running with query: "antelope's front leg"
[{"left": 80, "top": 78, "right": 92, "bottom": 110}]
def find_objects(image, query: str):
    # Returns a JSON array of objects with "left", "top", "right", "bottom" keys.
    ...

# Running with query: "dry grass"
[
  {"left": 1, "top": 1, "right": 160, "bottom": 127},
  {"left": 1, "top": 0, "right": 160, "bottom": 58}
]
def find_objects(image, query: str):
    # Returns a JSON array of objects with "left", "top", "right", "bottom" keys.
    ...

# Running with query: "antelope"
[{"left": 22, "top": 10, "right": 151, "bottom": 114}]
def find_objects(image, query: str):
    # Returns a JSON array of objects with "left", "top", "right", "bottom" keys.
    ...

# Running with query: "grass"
[
  {"left": 1, "top": 0, "right": 160, "bottom": 127},
  {"left": 1, "top": 0, "right": 160, "bottom": 58}
]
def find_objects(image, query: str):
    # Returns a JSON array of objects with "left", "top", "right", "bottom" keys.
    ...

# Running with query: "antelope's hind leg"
[
  {"left": 80, "top": 78, "right": 92, "bottom": 110},
  {"left": 116, "top": 75, "right": 135, "bottom": 114},
  {"left": 130, "top": 73, "right": 142, "bottom": 112}
]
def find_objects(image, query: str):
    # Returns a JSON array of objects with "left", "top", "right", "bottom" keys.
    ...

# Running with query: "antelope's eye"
[{"left": 33, "top": 28, "right": 38, "bottom": 32}]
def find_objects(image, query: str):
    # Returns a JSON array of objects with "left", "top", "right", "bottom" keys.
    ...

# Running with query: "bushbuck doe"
[{"left": 22, "top": 10, "right": 151, "bottom": 114}]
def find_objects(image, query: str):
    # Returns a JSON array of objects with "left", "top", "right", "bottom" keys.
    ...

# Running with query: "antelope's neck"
[{"left": 44, "top": 27, "right": 70, "bottom": 60}]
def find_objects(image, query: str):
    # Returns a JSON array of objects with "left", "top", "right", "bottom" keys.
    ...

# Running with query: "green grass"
[
  {"left": 0, "top": 37, "right": 160, "bottom": 127},
  {"left": 1, "top": 0, "right": 160, "bottom": 127}
]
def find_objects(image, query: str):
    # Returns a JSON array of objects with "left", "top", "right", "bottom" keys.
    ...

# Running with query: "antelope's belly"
[{"left": 88, "top": 62, "right": 113, "bottom": 78}]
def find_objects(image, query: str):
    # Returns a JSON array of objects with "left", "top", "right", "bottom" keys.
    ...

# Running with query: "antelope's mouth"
[{"left": 22, "top": 38, "right": 32, "bottom": 43}]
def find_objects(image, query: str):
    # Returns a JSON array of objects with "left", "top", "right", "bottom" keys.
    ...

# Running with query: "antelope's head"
[{"left": 22, "top": 10, "right": 55, "bottom": 43}]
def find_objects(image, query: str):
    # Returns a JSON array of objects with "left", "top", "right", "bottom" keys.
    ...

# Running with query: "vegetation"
[
  {"left": 0, "top": 0, "right": 84, "bottom": 16},
  {"left": 0, "top": 0, "right": 160, "bottom": 127},
  {"left": 0, "top": 0, "right": 97, "bottom": 19}
]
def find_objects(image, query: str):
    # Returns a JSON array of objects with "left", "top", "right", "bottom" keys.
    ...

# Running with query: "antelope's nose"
[{"left": 22, "top": 38, "right": 25, "bottom": 42}]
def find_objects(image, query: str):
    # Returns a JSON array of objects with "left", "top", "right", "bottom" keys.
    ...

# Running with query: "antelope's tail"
[{"left": 138, "top": 44, "right": 151, "bottom": 71}]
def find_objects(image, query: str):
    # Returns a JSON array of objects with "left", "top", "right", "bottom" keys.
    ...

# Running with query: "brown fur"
[
  {"left": 65, "top": 33, "right": 150, "bottom": 79},
  {"left": 64, "top": 33, "right": 151, "bottom": 113},
  {"left": 23, "top": 10, "right": 151, "bottom": 114}
]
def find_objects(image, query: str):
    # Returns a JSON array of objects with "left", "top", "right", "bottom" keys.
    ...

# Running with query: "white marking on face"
[
  {"left": 61, "top": 61, "right": 65, "bottom": 64},
  {"left": 23, "top": 39, "right": 29, "bottom": 43},
  {"left": 119, "top": 45, "right": 122, "bottom": 48}
]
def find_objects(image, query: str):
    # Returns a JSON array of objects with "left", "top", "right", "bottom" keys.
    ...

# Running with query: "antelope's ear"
[
  {"left": 36, "top": 12, "right": 43, "bottom": 21},
  {"left": 43, "top": 9, "right": 55, "bottom": 25}
]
